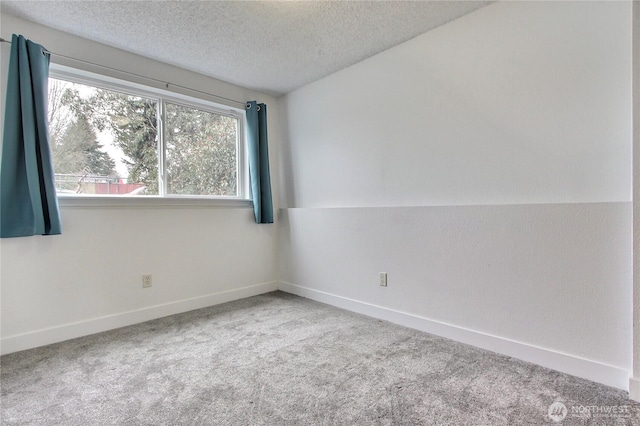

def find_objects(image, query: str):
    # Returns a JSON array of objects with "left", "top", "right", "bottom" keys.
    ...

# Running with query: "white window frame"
[{"left": 49, "top": 64, "right": 251, "bottom": 208}]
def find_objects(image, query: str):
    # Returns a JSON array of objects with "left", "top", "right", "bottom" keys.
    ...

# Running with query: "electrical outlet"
[
  {"left": 142, "top": 274, "right": 152, "bottom": 288},
  {"left": 379, "top": 272, "right": 387, "bottom": 287}
]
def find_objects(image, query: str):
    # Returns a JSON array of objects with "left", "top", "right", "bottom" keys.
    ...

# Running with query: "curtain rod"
[{"left": 0, "top": 37, "right": 248, "bottom": 108}]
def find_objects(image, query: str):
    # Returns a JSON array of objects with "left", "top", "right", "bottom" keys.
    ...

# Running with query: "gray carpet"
[{"left": 1, "top": 291, "right": 639, "bottom": 425}]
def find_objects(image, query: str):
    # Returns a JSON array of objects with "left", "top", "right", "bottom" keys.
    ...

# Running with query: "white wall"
[
  {"left": 0, "top": 15, "right": 280, "bottom": 354},
  {"left": 282, "top": 1, "right": 630, "bottom": 209},
  {"left": 280, "top": 1, "right": 633, "bottom": 390}
]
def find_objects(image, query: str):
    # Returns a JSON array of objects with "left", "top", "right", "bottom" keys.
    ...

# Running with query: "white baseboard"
[
  {"left": 278, "top": 282, "right": 630, "bottom": 391},
  {"left": 1, "top": 281, "right": 279, "bottom": 355},
  {"left": 630, "top": 377, "right": 640, "bottom": 402}
]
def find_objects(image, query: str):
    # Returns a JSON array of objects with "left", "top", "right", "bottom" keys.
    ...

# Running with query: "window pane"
[
  {"left": 165, "top": 103, "right": 238, "bottom": 196},
  {"left": 48, "top": 78, "right": 158, "bottom": 195}
]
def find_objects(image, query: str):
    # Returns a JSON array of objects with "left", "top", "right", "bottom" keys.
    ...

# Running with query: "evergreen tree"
[
  {"left": 52, "top": 114, "right": 115, "bottom": 177},
  {"left": 70, "top": 89, "right": 159, "bottom": 194}
]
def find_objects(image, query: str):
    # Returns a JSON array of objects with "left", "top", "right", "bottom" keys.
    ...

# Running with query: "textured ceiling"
[{"left": 1, "top": 1, "right": 491, "bottom": 96}]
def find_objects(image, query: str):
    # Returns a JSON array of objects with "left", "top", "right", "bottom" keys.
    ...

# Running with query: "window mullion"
[{"left": 158, "top": 98, "right": 167, "bottom": 196}]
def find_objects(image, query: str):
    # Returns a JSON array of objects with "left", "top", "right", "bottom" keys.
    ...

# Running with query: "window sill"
[{"left": 58, "top": 195, "right": 253, "bottom": 209}]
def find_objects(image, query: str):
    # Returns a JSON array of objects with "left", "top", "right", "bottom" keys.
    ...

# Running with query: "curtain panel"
[
  {"left": 246, "top": 101, "right": 273, "bottom": 224},
  {"left": 1, "top": 34, "right": 61, "bottom": 238}
]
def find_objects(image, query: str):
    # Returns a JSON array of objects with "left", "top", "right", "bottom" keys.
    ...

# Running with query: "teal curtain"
[
  {"left": 246, "top": 101, "right": 273, "bottom": 224},
  {"left": 1, "top": 34, "right": 61, "bottom": 238}
]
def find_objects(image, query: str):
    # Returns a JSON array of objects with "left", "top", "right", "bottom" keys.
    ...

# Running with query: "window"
[
  {"left": 165, "top": 102, "right": 237, "bottom": 196},
  {"left": 47, "top": 66, "right": 246, "bottom": 200}
]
